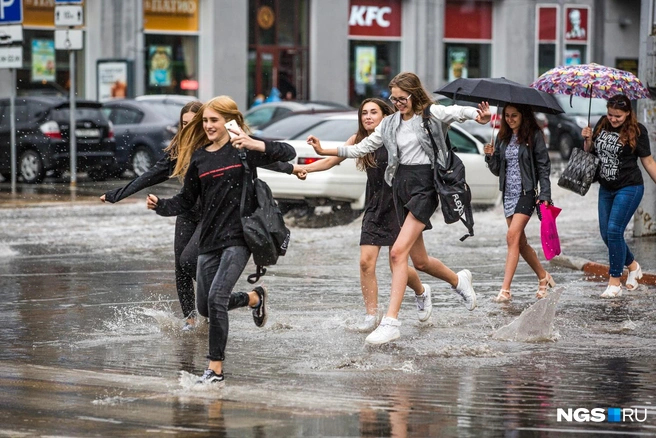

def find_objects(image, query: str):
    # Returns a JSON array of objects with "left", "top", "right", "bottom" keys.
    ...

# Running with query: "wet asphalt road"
[{"left": 1, "top": 169, "right": 656, "bottom": 437}]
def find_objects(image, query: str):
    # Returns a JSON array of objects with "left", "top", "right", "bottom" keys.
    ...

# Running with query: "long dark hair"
[
  {"left": 497, "top": 103, "right": 542, "bottom": 147},
  {"left": 355, "top": 98, "right": 393, "bottom": 170},
  {"left": 593, "top": 94, "right": 640, "bottom": 151},
  {"left": 164, "top": 100, "right": 203, "bottom": 160},
  {"left": 388, "top": 72, "right": 434, "bottom": 115}
]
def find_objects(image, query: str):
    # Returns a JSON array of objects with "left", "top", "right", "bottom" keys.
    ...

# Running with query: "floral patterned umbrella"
[{"left": 530, "top": 63, "right": 650, "bottom": 100}]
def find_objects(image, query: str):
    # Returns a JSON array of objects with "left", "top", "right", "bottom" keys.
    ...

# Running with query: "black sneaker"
[
  {"left": 251, "top": 286, "right": 268, "bottom": 328},
  {"left": 196, "top": 369, "right": 224, "bottom": 384}
]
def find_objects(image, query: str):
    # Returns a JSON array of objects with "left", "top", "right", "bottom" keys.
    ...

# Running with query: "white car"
[{"left": 257, "top": 111, "right": 500, "bottom": 211}]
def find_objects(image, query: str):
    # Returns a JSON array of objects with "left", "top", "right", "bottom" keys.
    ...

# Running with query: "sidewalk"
[{"left": 550, "top": 254, "right": 656, "bottom": 287}]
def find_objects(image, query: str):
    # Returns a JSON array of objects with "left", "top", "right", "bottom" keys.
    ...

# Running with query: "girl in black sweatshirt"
[{"left": 146, "top": 96, "right": 296, "bottom": 385}]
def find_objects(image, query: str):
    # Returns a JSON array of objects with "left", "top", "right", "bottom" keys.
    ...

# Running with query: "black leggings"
[{"left": 173, "top": 216, "right": 250, "bottom": 319}]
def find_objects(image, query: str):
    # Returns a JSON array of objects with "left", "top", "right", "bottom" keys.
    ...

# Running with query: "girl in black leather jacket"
[{"left": 484, "top": 103, "right": 554, "bottom": 303}]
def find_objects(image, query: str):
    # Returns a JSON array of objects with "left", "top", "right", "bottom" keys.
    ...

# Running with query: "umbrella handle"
[{"left": 587, "top": 84, "right": 592, "bottom": 127}]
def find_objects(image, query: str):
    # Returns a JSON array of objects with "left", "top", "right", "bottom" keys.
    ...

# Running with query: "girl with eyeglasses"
[
  {"left": 581, "top": 94, "right": 656, "bottom": 298},
  {"left": 298, "top": 98, "right": 430, "bottom": 333},
  {"left": 308, "top": 72, "right": 491, "bottom": 345}
]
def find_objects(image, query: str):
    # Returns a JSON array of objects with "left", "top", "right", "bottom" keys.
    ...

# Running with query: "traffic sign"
[
  {"left": 0, "top": 23, "right": 22, "bottom": 44},
  {"left": 55, "top": 5, "right": 83, "bottom": 26},
  {"left": 0, "top": 0, "right": 23, "bottom": 24},
  {"left": 55, "top": 28, "right": 82, "bottom": 50},
  {"left": 0, "top": 45, "right": 22, "bottom": 68}
]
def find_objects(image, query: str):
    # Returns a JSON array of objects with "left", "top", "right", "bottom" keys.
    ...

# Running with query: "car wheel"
[
  {"left": 559, "top": 133, "right": 575, "bottom": 160},
  {"left": 19, "top": 150, "right": 45, "bottom": 184},
  {"left": 132, "top": 147, "right": 155, "bottom": 177}
]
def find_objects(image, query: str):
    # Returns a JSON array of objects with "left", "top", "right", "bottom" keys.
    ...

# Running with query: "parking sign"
[{"left": 0, "top": 0, "right": 23, "bottom": 24}]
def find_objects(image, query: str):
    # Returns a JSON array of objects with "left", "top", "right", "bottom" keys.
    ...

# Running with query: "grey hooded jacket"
[{"left": 337, "top": 104, "right": 479, "bottom": 186}]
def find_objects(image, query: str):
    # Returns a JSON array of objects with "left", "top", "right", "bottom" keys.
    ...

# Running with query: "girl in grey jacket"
[
  {"left": 484, "top": 103, "right": 554, "bottom": 303},
  {"left": 308, "top": 72, "right": 490, "bottom": 345}
]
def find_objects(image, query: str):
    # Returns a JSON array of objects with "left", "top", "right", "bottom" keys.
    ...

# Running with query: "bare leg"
[
  {"left": 387, "top": 213, "right": 458, "bottom": 319},
  {"left": 386, "top": 247, "right": 424, "bottom": 295},
  {"left": 502, "top": 214, "right": 547, "bottom": 290},
  {"left": 360, "top": 245, "right": 382, "bottom": 315}
]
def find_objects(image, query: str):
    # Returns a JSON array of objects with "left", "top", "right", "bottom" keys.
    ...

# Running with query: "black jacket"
[
  {"left": 485, "top": 131, "right": 552, "bottom": 201},
  {"left": 103, "top": 150, "right": 294, "bottom": 223}
]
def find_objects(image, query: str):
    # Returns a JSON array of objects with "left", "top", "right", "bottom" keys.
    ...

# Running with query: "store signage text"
[
  {"left": 349, "top": 5, "right": 391, "bottom": 27},
  {"left": 348, "top": 0, "right": 401, "bottom": 38},
  {"left": 144, "top": 0, "right": 196, "bottom": 15}
]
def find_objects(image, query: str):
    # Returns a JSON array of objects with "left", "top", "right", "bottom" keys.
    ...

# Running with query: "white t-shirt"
[{"left": 397, "top": 114, "right": 430, "bottom": 165}]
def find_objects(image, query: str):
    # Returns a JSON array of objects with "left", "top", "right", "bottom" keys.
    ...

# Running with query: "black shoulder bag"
[
  {"left": 239, "top": 151, "right": 291, "bottom": 284},
  {"left": 422, "top": 106, "right": 474, "bottom": 241}
]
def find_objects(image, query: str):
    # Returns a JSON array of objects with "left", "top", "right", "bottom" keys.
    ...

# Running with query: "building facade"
[{"left": 0, "top": 0, "right": 642, "bottom": 110}]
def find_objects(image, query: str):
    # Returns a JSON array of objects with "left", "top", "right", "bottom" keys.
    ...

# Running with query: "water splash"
[{"left": 492, "top": 287, "right": 563, "bottom": 342}]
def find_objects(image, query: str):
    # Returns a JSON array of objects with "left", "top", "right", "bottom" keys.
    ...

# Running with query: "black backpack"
[
  {"left": 422, "top": 106, "right": 475, "bottom": 241},
  {"left": 239, "top": 151, "right": 291, "bottom": 283}
]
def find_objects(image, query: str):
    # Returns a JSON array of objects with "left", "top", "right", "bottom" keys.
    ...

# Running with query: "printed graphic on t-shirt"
[{"left": 596, "top": 131, "right": 622, "bottom": 181}]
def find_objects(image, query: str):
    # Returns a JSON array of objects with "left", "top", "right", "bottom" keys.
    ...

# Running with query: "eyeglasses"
[{"left": 389, "top": 94, "right": 412, "bottom": 105}]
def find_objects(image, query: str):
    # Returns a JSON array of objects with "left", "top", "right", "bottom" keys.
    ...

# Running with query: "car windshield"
[
  {"left": 556, "top": 95, "right": 607, "bottom": 115},
  {"left": 256, "top": 114, "right": 327, "bottom": 140},
  {"left": 139, "top": 101, "right": 181, "bottom": 121},
  {"left": 291, "top": 119, "right": 357, "bottom": 142}
]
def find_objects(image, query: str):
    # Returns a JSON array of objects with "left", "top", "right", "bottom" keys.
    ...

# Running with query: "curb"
[{"left": 550, "top": 254, "right": 656, "bottom": 286}]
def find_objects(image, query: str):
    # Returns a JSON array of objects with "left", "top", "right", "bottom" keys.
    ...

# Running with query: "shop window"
[
  {"left": 144, "top": 34, "right": 198, "bottom": 96},
  {"left": 538, "top": 44, "right": 557, "bottom": 76},
  {"left": 349, "top": 41, "right": 400, "bottom": 106},
  {"left": 536, "top": 5, "right": 559, "bottom": 77},
  {"left": 443, "top": 43, "right": 490, "bottom": 82}
]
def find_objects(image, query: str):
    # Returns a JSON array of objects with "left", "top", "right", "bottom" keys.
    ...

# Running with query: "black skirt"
[
  {"left": 392, "top": 164, "right": 438, "bottom": 230},
  {"left": 510, "top": 191, "right": 537, "bottom": 217},
  {"left": 360, "top": 148, "right": 400, "bottom": 247}
]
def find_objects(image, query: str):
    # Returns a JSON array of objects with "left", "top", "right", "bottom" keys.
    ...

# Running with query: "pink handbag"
[{"left": 539, "top": 204, "right": 562, "bottom": 260}]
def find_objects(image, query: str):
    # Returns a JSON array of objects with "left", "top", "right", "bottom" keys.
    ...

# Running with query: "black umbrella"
[{"left": 436, "top": 77, "right": 565, "bottom": 115}]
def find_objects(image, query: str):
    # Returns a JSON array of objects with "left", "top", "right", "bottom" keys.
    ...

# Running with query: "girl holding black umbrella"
[
  {"left": 581, "top": 94, "right": 656, "bottom": 298},
  {"left": 484, "top": 103, "right": 554, "bottom": 303}
]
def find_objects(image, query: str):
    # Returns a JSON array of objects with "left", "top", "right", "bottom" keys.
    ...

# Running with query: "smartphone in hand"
[{"left": 225, "top": 120, "right": 240, "bottom": 139}]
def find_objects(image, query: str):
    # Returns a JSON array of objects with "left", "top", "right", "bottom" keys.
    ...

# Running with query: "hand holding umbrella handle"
[
  {"left": 581, "top": 126, "right": 593, "bottom": 151},
  {"left": 484, "top": 143, "right": 494, "bottom": 156}
]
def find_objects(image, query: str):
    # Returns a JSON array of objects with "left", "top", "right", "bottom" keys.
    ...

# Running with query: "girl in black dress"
[{"left": 300, "top": 98, "right": 429, "bottom": 332}]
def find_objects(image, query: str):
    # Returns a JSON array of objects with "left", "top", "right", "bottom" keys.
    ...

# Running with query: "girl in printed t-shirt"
[{"left": 581, "top": 94, "right": 656, "bottom": 298}]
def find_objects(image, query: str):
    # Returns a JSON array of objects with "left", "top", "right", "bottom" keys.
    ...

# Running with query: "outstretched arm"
[
  {"left": 303, "top": 134, "right": 353, "bottom": 174},
  {"left": 101, "top": 155, "right": 172, "bottom": 203}
]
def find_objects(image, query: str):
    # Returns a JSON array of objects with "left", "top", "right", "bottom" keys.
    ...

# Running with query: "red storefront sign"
[
  {"left": 538, "top": 6, "right": 557, "bottom": 41},
  {"left": 564, "top": 6, "right": 589, "bottom": 42},
  {"left": 348, "top": 0, "right": 402, "bottom": 38},
  {"left": 444, "top": 1, "right": 492, "bottom": 40}
]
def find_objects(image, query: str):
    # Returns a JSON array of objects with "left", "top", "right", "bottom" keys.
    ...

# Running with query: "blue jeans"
[
  {"left": 196, "top": 246, "right": 251, "bottom": 362},
  {"left": 598, "top": 184, "right": 644, "bottom": 278}
]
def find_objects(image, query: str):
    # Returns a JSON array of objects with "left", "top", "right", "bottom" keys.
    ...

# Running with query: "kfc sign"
[
  {"left": 349, "top": 0, "right": 401, "bottom": 38},
  {"left": 564, "top": 6, "right": 589, "bottom": 42}
]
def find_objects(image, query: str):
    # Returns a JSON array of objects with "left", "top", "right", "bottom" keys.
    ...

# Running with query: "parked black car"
[
  {"left": 545, "top": 94, "right": 608, "bottom": 159},
  {"left": 101, "top": 99, "right": 179, "bottom": 176},
  {"left": 0, "top": 97, "right": 115, "bottom": 183}
]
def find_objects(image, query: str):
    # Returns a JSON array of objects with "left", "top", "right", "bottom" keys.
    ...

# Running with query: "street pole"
[
  {"left": 9, "top": 67, "right": 16, "bottom": 194},
  {"left": 69, "top": 48, "right": 77, "bottom": 189},
  {"left": 134, "top": 0, "right": 144, "bottom": 96}
]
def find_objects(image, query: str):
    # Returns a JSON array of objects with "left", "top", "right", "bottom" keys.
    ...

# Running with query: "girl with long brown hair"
[
  {"left": 581, "top": 94, "right": 656, "bottom": 297},
  {"left": 300, "top": 98, "right": 428, "bottom": 332},
  {"left": 483, "top": 103, "right": 553, "bottom": 303},
  {"left": 309, "top": 72, "right": 490, "bottom": 345}
]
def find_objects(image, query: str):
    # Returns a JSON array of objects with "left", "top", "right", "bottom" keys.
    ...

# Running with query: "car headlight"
[{"left": 575, "top": 117, "right": 588, "bottom": 129}]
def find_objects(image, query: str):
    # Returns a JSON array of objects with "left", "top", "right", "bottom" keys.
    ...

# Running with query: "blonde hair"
[
  {"left": 171, "top": 96, "right": 252, "bottom": 181},
  {"left": 163, "top": 100, "right": 202, "bottom": 160}
]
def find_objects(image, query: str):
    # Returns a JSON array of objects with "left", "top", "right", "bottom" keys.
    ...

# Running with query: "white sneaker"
[
  {"left": 365, "top": 317, "right": 401, "bottom": 345},
  {"left": 601, "top": 284, "right": 622, "bottom": 298},
  {"left": 415, "top": 284, "right": 433, "bottom": 322},
  {"left": 453, "top": 269, "right": 477, "bottom": 311},
  {"left": 356, "top": 313, "right": 379, "bottom": 332},
  {"left": 626, "top": 262, "right": 643, "bottom": 290}
]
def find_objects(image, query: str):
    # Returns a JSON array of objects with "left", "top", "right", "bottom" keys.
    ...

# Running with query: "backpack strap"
[
  {"left": 239, "top": 150, "right": 267, "bottom": 284},
  {"left": 422, "top": 106, "right": 452, "bottom": 164}
]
